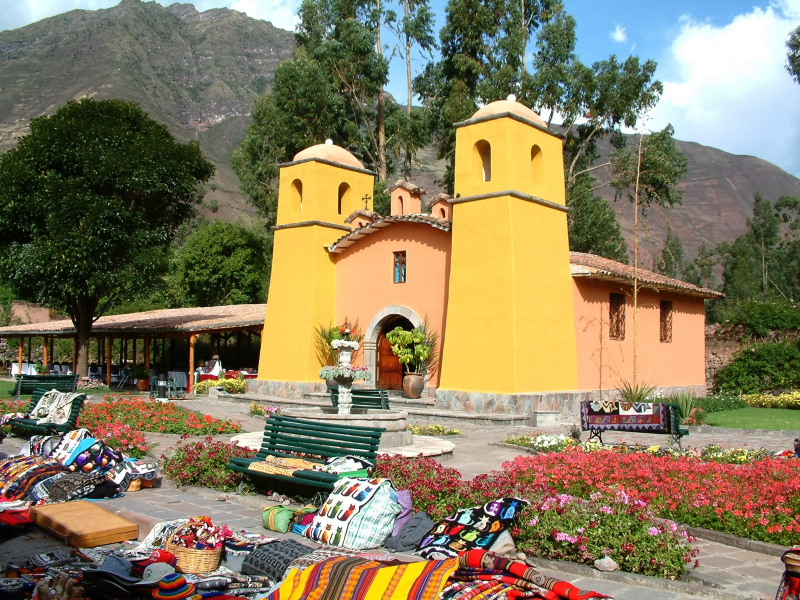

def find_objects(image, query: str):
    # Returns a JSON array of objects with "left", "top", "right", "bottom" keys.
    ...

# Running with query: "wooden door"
[{"left": 378, "top": 333, "right": 403, "bottom": 389}]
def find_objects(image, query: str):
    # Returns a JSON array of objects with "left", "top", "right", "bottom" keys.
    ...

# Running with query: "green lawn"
[{"left": 703, "top": 407, "right": 800, "bottom": 430}]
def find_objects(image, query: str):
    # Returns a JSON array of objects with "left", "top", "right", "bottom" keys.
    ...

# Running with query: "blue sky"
[{"left": 2, "top": 0, "right": 799, "bottom": 176}]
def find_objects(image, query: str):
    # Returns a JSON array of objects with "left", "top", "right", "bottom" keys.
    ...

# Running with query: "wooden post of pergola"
[
  {"left": 188, "top": 334, "right": 197, "bottom": 394},
  {"left": 72, "top": 338, "right": 78, "bottom": 374},
  {"left": 106, "top": 335, "right": 113, "bottom": 387},
  {"left": 17, "top": 337, "right": 23, "bottom": 377},
  {"left": 43, "top": 336, "right": 49, "bottom": 372},
  {"left": 144, "top": 335, "right": 151, "bottom": 371}
]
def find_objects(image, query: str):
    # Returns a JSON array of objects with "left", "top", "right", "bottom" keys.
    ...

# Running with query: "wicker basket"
[
  {"left": 126, "top": 479, "right": 142, "bottom": 492},
  {"left": 783, "top": 551, "right": 800, "bottom": 573},
  {"left": 166, "top": 532, "right": 222, "bottom": 574}
]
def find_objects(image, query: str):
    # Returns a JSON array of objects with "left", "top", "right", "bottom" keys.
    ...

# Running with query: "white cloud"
[
  {"left": 230, "top": 0, "right": 299, "bottom": 31},
  {"left": 650, "top": 2, "right": 800, "bottom": 176},
  {"left": 610, "top": 25, "right": 627, "bottom": 43}
]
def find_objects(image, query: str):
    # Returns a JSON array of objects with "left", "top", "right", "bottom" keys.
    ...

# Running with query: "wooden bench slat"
[{"left": 226, "top": 414, "right": 384, "bottom": 492}]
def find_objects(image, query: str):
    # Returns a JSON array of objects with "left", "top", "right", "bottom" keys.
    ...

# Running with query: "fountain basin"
[{"left": 283, "top": 407, "right": 412, "bottom": 448}]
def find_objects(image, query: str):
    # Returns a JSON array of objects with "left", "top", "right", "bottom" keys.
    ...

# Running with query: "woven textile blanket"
[
  {"left": 443, "top": 549, "right": 613, "bottom": 600},
  {"left": 248, "top": 455, "right": 321, "bottom": 477},
  {"left": 267, "top": 555, "right": 458, "bottom": 600},
  {"left": 580, "top": 401, "right": 669, "bottom": 433}
]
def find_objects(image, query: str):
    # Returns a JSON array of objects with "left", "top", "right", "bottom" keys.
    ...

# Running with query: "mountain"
[
  {"left": 2, "top": 0, "right": 799, "bottom": 265},
  {"left": 0, "top": 0, "right": 295, "bottom": 221}
]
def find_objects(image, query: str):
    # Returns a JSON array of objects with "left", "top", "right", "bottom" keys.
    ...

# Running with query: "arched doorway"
[{"left": 377, "top": 316, "right": 413, "bottom": 389}]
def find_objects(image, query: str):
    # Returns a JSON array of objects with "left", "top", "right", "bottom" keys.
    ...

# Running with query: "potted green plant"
[
  {"left": 133, "top": 363, "right": 150, "bottom": 391},
  {"left": 385, "top": 321, "right": 438, "bottom": 399}
]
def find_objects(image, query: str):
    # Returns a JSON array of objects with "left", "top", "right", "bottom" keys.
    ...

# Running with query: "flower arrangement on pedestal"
[{"left": 319, "top": 365, "right": 372, "bottom": 382}]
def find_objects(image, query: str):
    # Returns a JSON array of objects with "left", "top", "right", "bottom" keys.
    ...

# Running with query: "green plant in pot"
[
  {"left": 385, "top": 321, "right": 438, "bottom": 399},
  {"left": 133, "top": 363, "right": 150, "bottom": 391}
]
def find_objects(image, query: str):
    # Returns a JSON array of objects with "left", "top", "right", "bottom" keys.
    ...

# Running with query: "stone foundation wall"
[
  {"left": 247, "top": 379, "right": 327, "bottom": 398},
  {"left": 435, "top": 385, "right": 706, "bottom": 420}
]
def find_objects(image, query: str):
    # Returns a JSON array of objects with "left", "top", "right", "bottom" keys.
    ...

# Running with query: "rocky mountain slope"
[{"left": 1, "top": 0, "right": 799, "bottom": 263}]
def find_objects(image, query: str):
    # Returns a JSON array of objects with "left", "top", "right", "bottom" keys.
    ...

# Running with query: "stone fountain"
[{"left": 283, "top": 336, "right": 412, "bottom": 448}]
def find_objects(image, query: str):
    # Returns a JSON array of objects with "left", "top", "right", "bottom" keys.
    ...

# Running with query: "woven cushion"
[{"left": 304, "top": 477, "right": 401, "bottom": 550}]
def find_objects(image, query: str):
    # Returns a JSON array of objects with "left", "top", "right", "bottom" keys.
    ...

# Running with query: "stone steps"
[{"left": 225, "top": 392, "right": 558, "bottom": 428}]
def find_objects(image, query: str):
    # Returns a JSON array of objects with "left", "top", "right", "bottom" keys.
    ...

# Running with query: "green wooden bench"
[
  {"left": 580, "top": 400, "right": 689, "bottom": 449},
  {"left": 9, "top": 388, "right": 87, "bottom": 436},
  {"left": 226, "top": 414, "right": 384, "bottom": 490},
  {"left": 330, "top": 388, "right": 390, "bottom": 410},
  {"left": 10, "top": 374, "right": 79, "bottom": 398}
]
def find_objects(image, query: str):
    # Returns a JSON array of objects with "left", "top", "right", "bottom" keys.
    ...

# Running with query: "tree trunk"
[
  {"left": 71, "top": 296, "right": 97, "bottom": 377},
  {"left": 376, "top": 0, "right": 387, "bottom": 181}
]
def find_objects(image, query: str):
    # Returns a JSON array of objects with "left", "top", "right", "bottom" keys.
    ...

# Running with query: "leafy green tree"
[
  {"left": 610, "top": 125, "right": 688, "bottom": 212},
  {"left": 567, "top": 173, "right": 628, "bottom": 262},
  {"left": 174, "top": 220, "right": 271, "bottom": 307},
  {"left": 0, "top": 98, "right": 214, "bottom": 376},
  {"left": 232, "top": 49, "right": 347, "bottom": 223},
  {"left": 788, "top": 25, "right": 800, "bottom": 84},
  {"left": 654, "top": 228, "right": 685, "bottom": 279},
  {"left": 234, "top": 0, "right": 390, "bottom": 218},
  {"left": 386, "top": 0, "right": 437, "bottom": 178},
  {"left": 415, "top": 0, "right": 556, "bottom": 190}
]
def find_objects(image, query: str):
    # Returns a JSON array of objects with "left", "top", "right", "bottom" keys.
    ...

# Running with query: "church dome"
[
  {"left": 471, "top": 95, "right": 547, "bottom": 127},
  {"left": 293, "top": 140, "right": 364, "bottom": 169}
]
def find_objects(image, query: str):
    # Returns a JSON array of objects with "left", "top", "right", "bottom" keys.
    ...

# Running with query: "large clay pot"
[
  {"left": 136, "top": 378, "right": 150, "bottom": 392},
  {"left": 402, "top": 373, "right": 424, "bottom": 399}
]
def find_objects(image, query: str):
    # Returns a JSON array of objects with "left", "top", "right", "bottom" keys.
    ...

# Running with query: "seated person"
[{"left": 196, "top": 355, "right": 223, "bottom": 377}]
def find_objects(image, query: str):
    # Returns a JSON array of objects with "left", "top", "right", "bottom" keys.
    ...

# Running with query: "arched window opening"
[
  {"left": 291, "top": 179, "right": 303, "bottom": 212},
  {"left": 439, "top": 207, "right": 446, "bottom": 219},
  {"left": 474, "top": 140, "right": 492, "bottom": 182},
  {"left": 531, "top": 145, "right": 543, "bottom": 184},
  {"left": 338, "top": 182, "right": 350, "bottom": 215}
]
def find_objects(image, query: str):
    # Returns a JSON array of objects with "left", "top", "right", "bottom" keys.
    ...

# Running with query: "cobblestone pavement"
[{"left": 0, "top": 393, "right": 795, "bottom": 600}]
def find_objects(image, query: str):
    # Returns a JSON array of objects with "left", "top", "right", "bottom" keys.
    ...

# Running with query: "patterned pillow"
[
  {"left": 304, "top": 477, "right": 402, "bottom": 550},
  {"left": 416, "top": 497, "right": 529, "bottom": 560}
]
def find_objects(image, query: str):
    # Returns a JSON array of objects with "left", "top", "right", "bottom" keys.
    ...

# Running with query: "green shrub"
[
  {"left": 714, "top": 341, "right": 800, "bottom": 394},
  {"left": 617, "top": 380, "right": 655, "bottom": 403},
  {"left": 161, "top": 438, "right": 256, "bottom": 493},
  {"left": 694, "top": 394, "right": 748, "bottom": 413},
  {"left": 663, "top": 392, "right": 695, "bottom": 419},
  {"left": 729, "top": 299, "right": 800, "bottom": 336}
]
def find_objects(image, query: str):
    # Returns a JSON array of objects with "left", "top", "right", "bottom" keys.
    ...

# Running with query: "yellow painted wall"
[
  {"left": 439, "top": 112, "right": 578, "bottom": 394},
  {"left": 259, "top": 157, "right": 374, "bottom": 382}
]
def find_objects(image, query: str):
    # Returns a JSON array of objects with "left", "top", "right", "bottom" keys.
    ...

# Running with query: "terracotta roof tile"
[
  {"left": 570, "top": 252, "right": 724, "bottom": 298},
  {"left": 0, "top": 304, "right": 266, "bottom": 337},
  {"left": 327, "top": 214, "right": 452, "bottom": 254}
]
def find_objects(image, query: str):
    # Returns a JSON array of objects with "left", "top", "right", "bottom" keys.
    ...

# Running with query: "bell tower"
[
  {"left": 437, "top": 97, "right": 579, "bottom": 396},
  {"left": 258, "top": 141, "right": 375, "bottom": 384}
]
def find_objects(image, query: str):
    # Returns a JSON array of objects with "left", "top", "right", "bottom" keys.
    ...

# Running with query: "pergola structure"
[{"left": 0, "top": 304, "right": 265, "bottom": 393}]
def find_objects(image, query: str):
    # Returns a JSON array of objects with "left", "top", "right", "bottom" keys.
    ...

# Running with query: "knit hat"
[{"left": 152, "top": 573, "right": 196, "bottom": 600}]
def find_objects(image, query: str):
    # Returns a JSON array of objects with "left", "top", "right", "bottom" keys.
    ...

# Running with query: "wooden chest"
[{"left": 30, "top": 501, "right": 139, "bottom": 547}]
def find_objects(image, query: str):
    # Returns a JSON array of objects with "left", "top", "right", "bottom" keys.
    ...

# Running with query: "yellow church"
[{"left": 249, "top": 96, "right": 722, "bottom": 418}]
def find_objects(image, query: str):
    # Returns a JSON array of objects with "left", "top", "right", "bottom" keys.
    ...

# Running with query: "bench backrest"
[
  {"left": 580, "top": 400, "right": 674, "bottom": 434},
  {"left": 15, "top": 374, "right": 79, "bottom": 396},
  {"left": 330, "top": 388, "right": 390, "bottom": 409},
  {"left": 14, "top": 389, "right": 87, "bottom": 435},
  {"left": 257, "top": 414, "right": 384, "bottom": 462}
]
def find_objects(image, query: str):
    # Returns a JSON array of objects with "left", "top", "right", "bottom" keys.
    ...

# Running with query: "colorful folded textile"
[
  {"left": 267, "top": 555, "right": 459, "bottom": 600},
  {"left": 443, "top": 549, "right": 613, "bottom": 600},
  {"left": 417, "top": 498, "right": 529, "bottom": 560},
  {"left": 0, "top": 455, "right": 69, "bottom": 500},
  {"left": 248, "top": 455, "right": 321, "bottom": 477}
]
